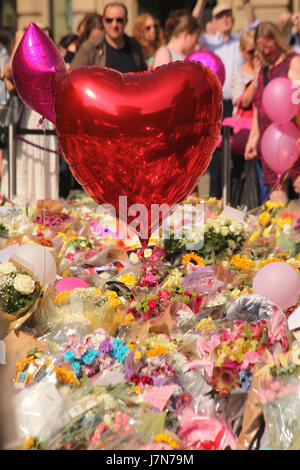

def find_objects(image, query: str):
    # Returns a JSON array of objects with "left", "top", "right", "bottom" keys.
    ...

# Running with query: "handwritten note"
[{"left": 143, "top": 385, "right": 174, "bottom": 411}]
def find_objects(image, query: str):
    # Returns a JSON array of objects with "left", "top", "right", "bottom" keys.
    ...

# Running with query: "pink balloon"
[
  {"left": 54, "top": 277, "right": 89, "bottom": 293},
  {"left": 186, "top": 50, "right": 226, "bottom": 86},
  {"left": 12, "top": 23, "right": 67, "bottom": 123},
  {"left": 261, "top": 121, "right": 300, "bottom": 174},
  {"left": 253, "top": 262, "right": 300, "bottom": 310},
  {"left": 262, "top": 77, "right": 298, "bottom": 124}
]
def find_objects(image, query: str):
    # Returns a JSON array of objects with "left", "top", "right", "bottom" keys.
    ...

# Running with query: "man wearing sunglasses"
[{"left": 71, "top": 2, "right": 147, "bottom": 73}]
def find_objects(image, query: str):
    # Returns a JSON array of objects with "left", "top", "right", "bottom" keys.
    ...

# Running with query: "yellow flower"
[
  {"left": 56, "top": 231, "right": 77, "bottom": 243},
  {"left": 154, "top": 433, "right": 178, "bottom": 449},
  {"left": 91, "top": 288, "right": 103, "bottom": 299},
  {"left": 263, "top": 258, "right": 285, "bottom": 266},
  {"left": 22, "top": 437, "right": 35, "bottom": 450},
  {"left": 214, "top": 342, "right": 231, "bottom": 367},
  {"left": 278, "top": 217, "right": 292, "bottom": 228},
  {"left": 123, "top": 314, "right": 136, "bottom": 325},
  {"left": 297, "top": 253, "right": 300, "bottom": 261},
  {"left": 62, "top": 268, "right": 72, "bottom": 278},
  {"left": 105, "top": 290, "right": 122, "bottom": 308},
  {"left": 230, "top": 288, "right": 242, "bottom": 299},
  {"left": 128, "top": 342, "right": 135, "bottom": 352},
  {"left": 259, "top": 211, "right": 270, "bottom": 226},
  {"left": 248, "top": 230, "right": 259, "bottom": 244},
  {"left": 146, "top": 345, "right": 170, "bottom": 357},
  {"left": 54, "top": 290, "right": 70, "bottom": 304},
  {"left": 118, "top": 274, "right": 137, "bottom": 286},
  {"left": 265, "top": 201, "right": 275, "bottom": 211},
  {"left": 231, "top": 255, "right": 255, "bottom": 271},
  {"left": 134, "top": 385, "right": 142, "bottom": 394},
  {"left": 208, "top": 197, "right": 217, "bottom": 204},
  {"left": 162, "top": 268, "right": 182, "bottom": 288},
  {"left": 195, "top": 317, "right": 216, "bottom": 335},
  {"left": 134, "top": 350, "right": 142, "bottom": 363},
  {"left": 181, "top": 252, "right": 205, "bottom": 266}
]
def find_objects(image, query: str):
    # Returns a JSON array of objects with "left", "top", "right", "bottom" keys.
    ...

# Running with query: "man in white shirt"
[
  {"left": 192, "top": 0, "right": 258, "bottom": 198},
  {"left": 194, "top": 0, "right": 258, "bottom": 106}
]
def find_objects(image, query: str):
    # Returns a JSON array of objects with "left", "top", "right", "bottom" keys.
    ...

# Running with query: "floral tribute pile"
[{"left": 0, "top": 192, "right": 300, "bottom": 451}]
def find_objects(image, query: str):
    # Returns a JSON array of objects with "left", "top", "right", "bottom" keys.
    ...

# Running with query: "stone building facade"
[{"left": 1, "top": 0, "right": 300, "bottom": 45}]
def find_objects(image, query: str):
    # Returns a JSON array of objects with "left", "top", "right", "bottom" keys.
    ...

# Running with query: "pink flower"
[
  {"left": 140, "top": 272, "right": 158, "bottom": 287},
  {"left": 232, "top": 321, "right": 247, "bottom": 339},
  {"left": 151, "top": 247, "right": 166, "bottom": 265},
  {"left": 219, "top": 326, "right": 232, "bottom": 343},
  {"left": 147, "top": 299, "right": 157, "bottom": 310},
  {"left": 66, "top": 333, "right": 80, "bottom": 346},
  {"left": 178, "top": 408, "right": 236, "bottom": 450},
  {"left": 88, "top": 422, "right": 107, "bottom": 448},
  {"left": 197, "top": 335, "right": 219, "bottom": 358},
  {"left": 83, "top": 334, "right": 94, "bottom": 349},
  {"left": 81, "top": 362, "right": 99, "bottom": 377},
  {"left": 268, "top": 306, "right": 288, "bottom": 348},
  {"left": 73, "top": 342, "right": 88, "bottom": 359},
  {"left": 183, "top": 358, "right": 215, "bottom": 376},
  {"left": 240, "top": 350, "right": 261, "bottom": 370}
]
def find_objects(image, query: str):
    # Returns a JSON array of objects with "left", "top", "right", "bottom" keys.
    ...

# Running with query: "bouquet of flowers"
[
  {"left": 186, "top": 307, "right": 289, "bottom": 397},
  {"left": 256, "top": 348, "right": 300, "bottom": 450},
  {"left": 196, "top": 214, "right": 249, "bottom": 264},
  {"left": 0, "top": 261, "right": 41, "bottom": 330}
]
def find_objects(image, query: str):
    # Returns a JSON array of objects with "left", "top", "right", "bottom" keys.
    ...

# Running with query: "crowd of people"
[{"left": 1, "top": 0, "right": 300, "bottom": 207}]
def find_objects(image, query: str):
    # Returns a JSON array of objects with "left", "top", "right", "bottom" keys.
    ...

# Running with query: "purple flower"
[
  {"left": 124, "top": 351, "right": 139, "bottom": 381},
  {"left": 100, "top": 339, "right": 113, "bottom": 354}
]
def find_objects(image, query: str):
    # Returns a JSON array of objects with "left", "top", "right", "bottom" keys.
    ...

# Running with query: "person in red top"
[{"left": 245, "top": 21, "right": 300, "bottom": 203}]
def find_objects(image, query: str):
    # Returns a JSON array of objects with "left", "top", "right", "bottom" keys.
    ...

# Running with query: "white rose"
[
  {"left": 143, "top": 248, "right": 152, "bottom": 259},
  {"left": 13, "top": 274, "right": 35, "bottom": 295},
  {"left": 129, "top": 252, "right": 139, "bottom": 264},
  {"left": 221, "top": 227, "right": 229, "bottom": 237},
  {"left": 0, "top": 262, "right": 17, "bottom": 275}
]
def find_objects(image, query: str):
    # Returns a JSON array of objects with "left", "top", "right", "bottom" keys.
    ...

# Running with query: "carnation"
[{"left": 13, "top": 274, "right": 35, "bottom": 295}]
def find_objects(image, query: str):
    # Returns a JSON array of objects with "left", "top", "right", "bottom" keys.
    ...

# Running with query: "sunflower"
[
  {"left": 181, "top": 252, "right": 205, "bottom": 266},
  {"left": 211, "top": 363, "right": 239, "bottom": 396}
]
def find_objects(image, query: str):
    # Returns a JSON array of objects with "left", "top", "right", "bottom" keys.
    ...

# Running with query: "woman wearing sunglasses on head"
[
  {"left": 231, "top": 30, "right": 261, "bottom": 116},
  {"left": 132, "top": 13, "right": 165, "bottom": 69}
]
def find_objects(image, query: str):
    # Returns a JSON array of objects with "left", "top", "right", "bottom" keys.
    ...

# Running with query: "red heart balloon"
[{"left": 55, "top": 62, "right": 222, "bottom": 246}]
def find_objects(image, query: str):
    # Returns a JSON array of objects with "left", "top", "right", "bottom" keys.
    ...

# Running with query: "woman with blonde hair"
[
  {"left": 231, "top": 29, "right": 260, "bottom": 115},
  {"left": 152, "top": 9, "right": 201, "bottom": 68},
  {"left": 228, "top": 29, "right": 262, "bottom": 207},
  {"left": 132, "top": 12, "right": 164, "bottom": 69},
  {"left": 245, "top": 21, "right": 300, "bottom": 203}
]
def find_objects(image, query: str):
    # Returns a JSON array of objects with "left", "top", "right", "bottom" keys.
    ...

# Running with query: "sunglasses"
[
  {"left": 145, "top": 24, "right": 159, "bottom": 31},
  {"left": 104, "top": 17, "right": 125, "bottom": 24},
  {"left": 246, "top": 49, "right": 255, "bottom": 55}
]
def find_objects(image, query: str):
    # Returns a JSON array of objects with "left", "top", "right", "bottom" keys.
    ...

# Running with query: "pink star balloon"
[{"left": 12, "top": 23, "right": 67, "bottom": 123}]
